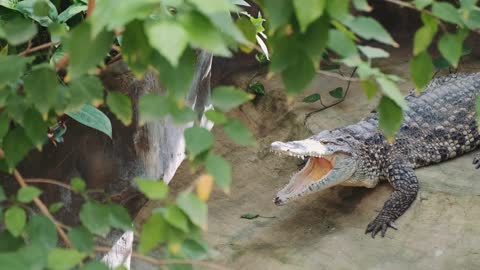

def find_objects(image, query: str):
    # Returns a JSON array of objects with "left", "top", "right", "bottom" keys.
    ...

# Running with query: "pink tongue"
[{"left": 285, "top": 158, "right": 333, "bottom": 194}]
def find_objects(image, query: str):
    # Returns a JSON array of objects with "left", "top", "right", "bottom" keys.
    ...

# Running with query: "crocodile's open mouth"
[{"left": 271, "top": 140, "right": 356, "bottom": 205}]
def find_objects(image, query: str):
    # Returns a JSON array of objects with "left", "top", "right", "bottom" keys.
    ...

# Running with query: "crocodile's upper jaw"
[{"left": 271, "top": 139, "right": 357, "bottom": 205}]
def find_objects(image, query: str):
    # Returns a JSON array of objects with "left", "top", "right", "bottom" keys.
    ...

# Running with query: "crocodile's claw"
[
  {"left": 365, "top": 216, "right": 397, "bottom": 238},
  {"left": 474, "top": 154, "right": 480, "bottom": 169}
]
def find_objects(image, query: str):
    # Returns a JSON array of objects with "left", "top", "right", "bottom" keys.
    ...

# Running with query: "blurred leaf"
[
  {"left": 26, "top": 215, "right": 57, "bottom": 249},
  {"left": 360, "top": 80, "right": 378, "bottom": 99},
  {"left": 414, "top": 0, "right": 433, "bottom": 9},
  {"left": 23, "top": 65, "right": 59, "bottom": 115},
  {"left": 0, "top": 55, "right": 29, "bottom": 87},
  {"left": 67, "top": 105, "right": 112, "bottom": 139},
  {"left": 352, "top": 0, "right": 372, "bottom": 11},
  {"left": 378, "top": 96, "right": 403, "bottom": 141},
  {"left": 358, "top": 45, "right": 390, "bottom": 59},
  {"left": 2, "top": 16, "right": 37, "bottom": 45},
  {"left": 108, "top": 203, "right": 132, "bottom": 231},
  {"left": 0, "top": 112, "right": 8, "bottom": 143},
  {"left": 188, "top": 0, "right": 236, "bottom": 14},
  {"left": 79, "top": 201, "right": 110, "bottom": 236},
  {"left": 80, "top": 261, "right": 110, "bottom": 270},
  {"left": 438, "top": 30, "right": 468, "bottom": 68},
  {"left": 70, "top": 177, "right": 86, "bottom": 192},
  {"left": 432, "top": 2, "right": 462, "bottom": 25},
  {"left": 122, "top": 20, "right": 152, "bottom": 77},
  {"left": 138, "top": 94, "right": 171, "bottom": 123},
  {"left": 48, "top": 202, "right": 64, "bottom": 214},
  {"left": 163, "top": 205, "right": 189, "bottom": 233},
  {"left": 462, "top": 9, "right": 480, "bottom": 29},
  {"left": 376, "top": 77, "right": 407, "bottom": 109},
  {"left": 135, "top": 178, "right": 168, "bottom": 200},
  {"left": 68, "top": 226, "right": 94, "bottom": 253},
  {"left": 0, "top": 0, "right": 18, "bottom": 9},
  {"left": 344, "top": 16, "right": 398, "bottom": 47},
  {"left": 240, "top": 213, "right": 259, "bottom": 219},
  {"left": 433, "top": 56, "right": 450, "bottom": 69},
  {"left": 195, "top": 174, "right": 213, "bottom": 201},
  {"left": 236, "top": 16, "right": 257, "bottom": 46},
  {"left": 66, "top": 22, "right": 113, "bottom": 79},
  {"left": 47, "top": 248, "right": 86, "bottom": 270},
  {"left": 67, "top": 76, "right": 104, "bottom": 110},
  {"left": 138, "top": 213, "right": 168, "bottom": 254},
  {"left": 107, "top": 91, "right": 132, "bottom": 126},
  {"left": 413, "top": 14, "right": 438, "bottom": 55},
  {"left": 0, "top": 230, "right": 24, "bottom": 252},
  {"left": 292, "top": 0, "right": 326, "bottom": 32},
  {"left": 205, "top": 110, "right": 227, "bottom": 124},
  {"left": 5, "top": 206, "right": 26, "bottom": 237},
  {"left": 329, "top": 87, "right": 344, "bottom": 99},
  {"left": 248, "top": 82, "right": 266, "bottom": 95},
  {"left": 261, "top": 0, "right": 293, "bottom": 32},
  {"left": 212, "top": 86, "right": 253, "bottom": 111},
  {"left": 0, "top": 185, "right": 5, "bottom": 201},
  {"left": 23, "top": 108, "right": 47, "bottom": 149},
  {"left": 224, "top": 119, "right": 255, "bottom": 146},
  {"left": 326, "top": 0, "right": 349, "bottom": 20},
  {"left": 302, "top": 93, "right": 322, "bottom": 103},
  {"left": 327, "top": 29, "right": 357, "bottom": 58},
  {"left": 3, "top": 127, "right": 33, "bottom": 170},
  {"left": 281, "top": 51, "right": 315, "bottom": 94},
  {"left": 177, "top": 192, "right": 207, "bottom": 230},
  {"left": 302, "top": 16, "right": 330, "bottom": 63},
  {"left": 17, "top": 186, "right": 42, "bottom": 203},
  {"left": 145, "top": 20, "right": 188, "bottom": 67},
  {"left": 16, "top": 0, "right": 58, "bottom": 26},
  {"left": 205, "top": 154, "right": 231, "bottom": 192},
  {"left": 180, "top": 11, "right": 230, "bottom": 57},
  {"left": 184, "top": 127, "right": 214, "bottom": 157},
  {"left": 410, "top": 51, "right": 434, "bottom": 89},
  {"left": 57, "top": 3, "right": 86, "bottom": 22}
]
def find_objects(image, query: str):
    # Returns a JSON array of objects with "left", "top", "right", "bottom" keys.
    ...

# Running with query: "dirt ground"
[{"left": 134, "top": 50, "right": 480, "bottom": 270}]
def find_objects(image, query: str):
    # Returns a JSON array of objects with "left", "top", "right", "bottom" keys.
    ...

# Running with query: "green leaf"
[
  {"left": 413, "top": 14, "right": 438, "bottom": 55},
  {"left": 240, "top": 213, "right": 259, "bottom": 219},
  {"left": 301, "top": 16, "right": 330, "bottom": 63},
  {"left": 23, "top": 108, "right": 47, "bottom": 149},
  {"left": 236, "top": 16, "right": 257, "bottom": 44},
  {"left": 0, "top": 55, "right": 29, "bottom": 87},
  {"left": 67, "top": 105, "right": 112, "bottom": 139},
  {"left": 138, "top": 213, "right": 168, "bottom": 254},
  {"left": 261, "top": 0, "right": 293, "bottom": 32},
  {"left": 80, "top": 261, "right": 110, "bottom": 270},
  {"left": 67, "top": 76, "right": 104, "bottom": 110},
  {"left": 70, "top": 177, "right": 86, "bottom": 192},
  {"left": 0, "top": 112, "right": 10, "bottom": 144},
  {"left": 413, "top": 0, "right": 433, "bottom": 9},
  {"left": 432, "top": 2, "right": 462, "bottom": 25},
  {"left": 327, "top": 29, "right": 358, "bottom": 58},
  {"left": 211, "top": 86, "right": 253, "bottom": 111},
  {"left": 376, "top": 77, "right": 407, "bottom": 110},
  {"left": 138, "top": 94, "right": 171, "bottom": 124},
  {"left": 5, "top": 206, "right": 26, "bottom": 237},
  {"left": 23, "top": 65, "right": 59, "bottom": 115},
  {"left": 248, "top": 82, "right": 266, "bottom": 95},
  {"left": 0, "top": 185, "right": 6, "bottom": 201},
  {"left": 79, "top": 201, "right": 111, "bottom": 236},
  {"left": 205, "top": 110, "right": 227, "bottom": 124},
  {"left": 378, "top": 96, "right": 403, "bottom": 141},
  {"left": 16, "top": 0, "right": 58, "bottom": 27},
  {"left": 135, "top": 178, "right": 168, "bottom": 200},
  {"left": 329, "top": 87, "right": 344, "bottom": 99},
  {"left": 66, "top": 22, "right": 114, "bottom": 79},
  {"left": 145, "top": 20, "right": 188, "bottom": 67},
  {"left": 187, "top": 0, "right": 236, "bottom": 15},
  {"left": 281, "top": 51, "right": 315, "bottom": 94},
  {"left": 462, "top": 9, "right": 480, "bottom": 29},
  {"left": 2, "top": 16, "right": 37, "bottom": 45},
  {"left": 438, "top": 30, "right": 468, "bottom": 68},
  {"left": 180, "top": 11, "right": 231, "bottom": 57},
  {"left": 358, "top": 45, "right": 390, "bottom": 59},
  {"left": 17, "top": 186, "right": 42, "bottom": 203},
  {"left": 223, "top": 119, "right": 255, "bottom": 146},
  {"left": 122, "top": 20, "right": 153, "bottom": 77},
  {"left": 3, "top": 127, "right": 33, "bottom": 170},
  {"left": 47, "top": 248, "right": 86, "bottom": 270},
  {"left": 26, "top": 215, "right": 57, "bottom": 249},
  {"left": 205, "top": 154, "right": 231, "bottom": 192},
  {"left": 410, "top": 51, "right": 434, "bottom": 89},
  {"left": 163, "top": 205, "right": 189, "bottom": 233},
  {"left": 68, "top": 226, "right": 94, "bottom": 253},
  {"left": 5, "top": 93, "right": 29, "bottom": 126},
  {"left": 0, "top": 0, "right": 18, "bottom": 9},
  {"left": 292, "top": 0, "right": 326, "bottom": 32},
  {"left": 107, "top": 91, "right": 132, "bottom": 126},
  {"left": 326, "top": 0, "right": 349, "bottom": 20},
  {"left": 152, "top": 48, "right": 195, "bottom": 99},
  {"left": 57, "top": 4, "right": 86, "bottom": 23},
  {"left": 344, "top": 16, "right": 398, "bottom": 47},
  {"left": 108, "top": 203, "right": 132, "bottom": 231},
  {"left": 184, "top": 127, "right": 214, "bottom": 157},
  {"left": 48, "top": 202, "right": 64, "bottom": 214},
  {"left": 360, "top": 80, "right": 378, "bottom": 99},
  {"left": 352, "top": 0, "right": 372, "bottom": 11},
  {"left": 0, "top": 230, "right": 24, "bottom": 252},
  {"left": 177, "top": 192, "right": 207, "bottom": 230}
]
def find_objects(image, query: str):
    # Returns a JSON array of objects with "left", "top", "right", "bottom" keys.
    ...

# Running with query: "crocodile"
[{"left": 270, "top": 73, "right": 480, "bottom": 238}]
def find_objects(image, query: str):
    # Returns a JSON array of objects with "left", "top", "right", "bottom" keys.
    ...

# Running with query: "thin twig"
[
  {"left": 25, "top": 178, "right": 74, "bottom": 191},
  {"left": 19, "top": 41, "right": 60, "bottom": 56},
  {"left": 316, "top": 70, "right": 360, "bottom": 82},
  {"left": 86, "top": 0, "right": 95, "bottom": 17},
  {"left": 94, "top": 246, "right": 231, "bottom": 270}
]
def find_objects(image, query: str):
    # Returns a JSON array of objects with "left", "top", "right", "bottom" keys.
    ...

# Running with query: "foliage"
[{"left": 0, "top": 0, "right": 479, "bottom": 269}]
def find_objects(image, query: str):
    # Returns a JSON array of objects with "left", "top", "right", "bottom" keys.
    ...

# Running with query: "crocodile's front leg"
[
  {"left": 474, "top": 153, "right": 480, "bottom": 169},
  {"left": 366, "top": 159, "right": 419, "bottom": 238}
]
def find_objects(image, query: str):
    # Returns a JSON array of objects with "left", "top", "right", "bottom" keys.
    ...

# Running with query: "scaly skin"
[{"left": 274, "top": 73, "right": 480, "bottom": 238}]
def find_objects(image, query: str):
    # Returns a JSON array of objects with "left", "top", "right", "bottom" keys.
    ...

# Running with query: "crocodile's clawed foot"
[
  {"left": 473, "top": 154, "right": 480, "bottom": 169},
  {"left": 365, "top": 216, "right": 397, "bottom": 238}
]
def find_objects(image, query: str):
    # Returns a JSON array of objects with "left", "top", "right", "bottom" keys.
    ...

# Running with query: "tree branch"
[
  {"left": 19, "top": 41, "right": 60, "bottom": 56},
  {"left": 25, "top": 178, "right": 74, "bottom": 192},
  {"left": 316, "top": 70, "right": 360, "bottom": 82}
]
